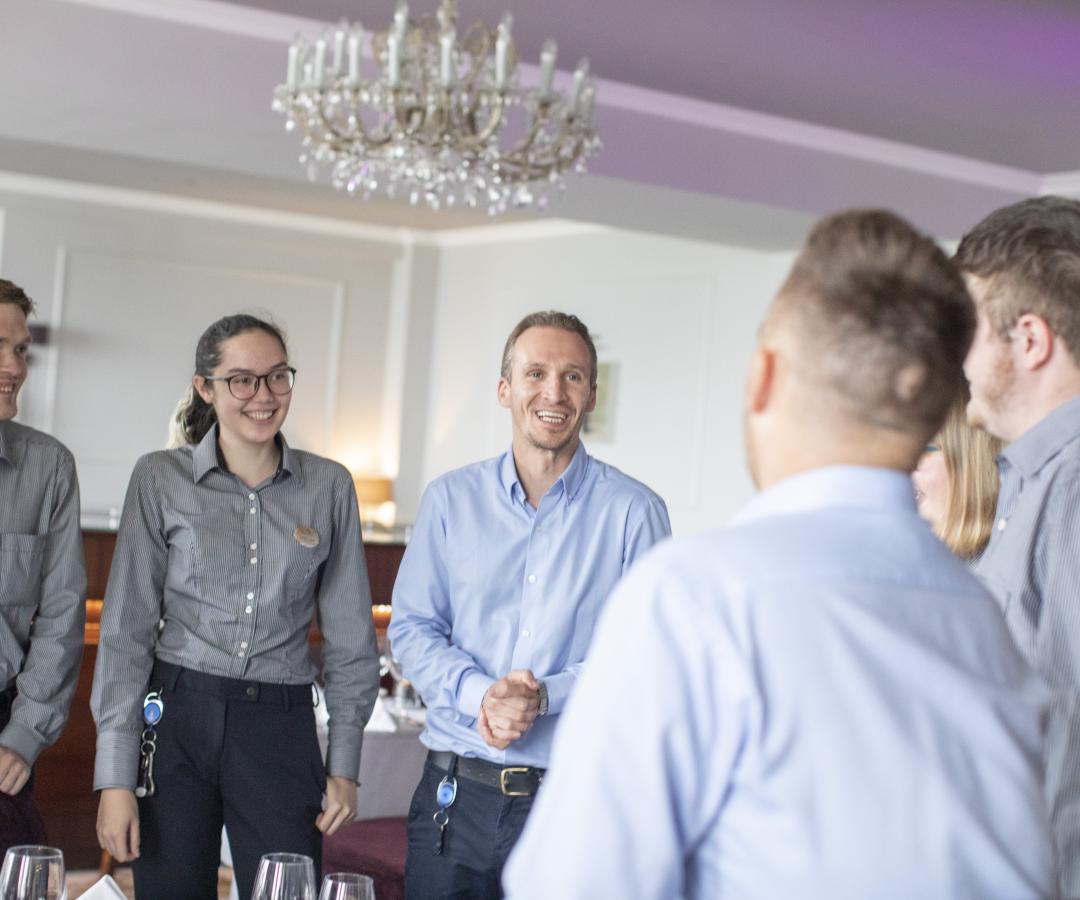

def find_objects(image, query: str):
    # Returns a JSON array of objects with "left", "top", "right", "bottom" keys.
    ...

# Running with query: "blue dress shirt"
[
  {"left": 389, "top": 442, "right": 670, "bottom": 768},
  {"left": 505, "top": 466, "right": 1054, "bottom": 899}
]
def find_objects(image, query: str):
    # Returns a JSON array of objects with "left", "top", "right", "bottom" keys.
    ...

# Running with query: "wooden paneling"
[{"left": 36, "top": 530, "right": 405, "bottom": 869}]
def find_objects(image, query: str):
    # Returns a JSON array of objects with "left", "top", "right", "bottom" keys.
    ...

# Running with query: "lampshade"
[{"left": 354, "top": 476, "right": 394, "bottom": 506}]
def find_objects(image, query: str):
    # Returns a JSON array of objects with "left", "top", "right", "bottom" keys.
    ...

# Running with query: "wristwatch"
[{"left": 537, "top": 681, "right": 549, "bottom": 717}]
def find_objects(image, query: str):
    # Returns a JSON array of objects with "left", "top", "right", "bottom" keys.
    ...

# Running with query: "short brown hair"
[
  {"left": 500, "top": 311, "right": 597, "bottom": 386},
  {"left": 0, "top": 280, "right": 34, "bottom": 316},
  {"left": 954, "top": 196, "right": 1080, "bottom": 359},
  {"left": 773, "top": 209, "right": 974, "bottom": 435}
]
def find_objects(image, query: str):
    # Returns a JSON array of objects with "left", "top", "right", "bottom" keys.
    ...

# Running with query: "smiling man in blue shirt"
[
  {"left": 389, "top": 310, "right": 670, "bottom": 899},
  {"left": 504, "top": 213, "right": 1056, "bottom": 899}
]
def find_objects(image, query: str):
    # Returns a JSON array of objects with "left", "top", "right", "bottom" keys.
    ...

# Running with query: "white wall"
[
  {"left": 420, "top": 231, "right": 795, "bottom": 534},
  {"left": 0, "top": 179, "right": 799, "bottom": 534}
]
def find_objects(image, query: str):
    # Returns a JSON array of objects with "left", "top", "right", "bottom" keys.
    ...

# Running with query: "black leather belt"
[{"left": 428, "top": 750, "right": 545, "bottom": 797}]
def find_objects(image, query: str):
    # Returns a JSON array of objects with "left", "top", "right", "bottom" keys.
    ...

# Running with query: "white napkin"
[
  {"left": 365, "top": 693, "right": 399, "bottom": 732},
  {"left": 77, "top": 875, "right": 126, "bottom": 899}
]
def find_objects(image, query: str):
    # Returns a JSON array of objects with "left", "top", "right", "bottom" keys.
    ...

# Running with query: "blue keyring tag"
[
  {"left": 436, "top": 776, "right": 457, "bottom": 808},
  {"left": 143, "top": 691, "right": 164, "bottom": 727}
]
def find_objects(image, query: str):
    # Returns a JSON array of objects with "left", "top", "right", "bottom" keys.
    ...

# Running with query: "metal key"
[
  {"left": 432, "top": 807, "right": 449, "bottom": 855},
  {"left": 135, "top": 728, "right": 157, "bottom": 798}
]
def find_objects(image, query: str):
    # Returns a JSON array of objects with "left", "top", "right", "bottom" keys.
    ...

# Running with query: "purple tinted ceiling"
[{"left": 231, "top": 0, "right": 1080, "bottom": 172}]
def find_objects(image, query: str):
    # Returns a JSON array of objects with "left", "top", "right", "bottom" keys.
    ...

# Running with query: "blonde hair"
[{"left": 935, "top": 398, "right": 1003, "bottom": 559}]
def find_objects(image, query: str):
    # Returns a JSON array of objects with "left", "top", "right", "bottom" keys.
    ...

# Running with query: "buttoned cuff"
[
  {"left": 459, "top": 672, "right": 496, "bottom": 720},
  {"left": 543, "top": 670, "right": 578, "bottom": 717},
  {"left": 326, "top": 725, "right": 363, "bottom": 782},
  {"left": 0, "top": 721, "right": 46, "bottom": 768},
  {"left": 93, "top": 730, "right": 141, "bottom": 792}
]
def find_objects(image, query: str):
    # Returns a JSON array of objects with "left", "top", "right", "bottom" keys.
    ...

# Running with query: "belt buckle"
[{"left": 499, "top": 766, "right": 532, "bottom": 797}]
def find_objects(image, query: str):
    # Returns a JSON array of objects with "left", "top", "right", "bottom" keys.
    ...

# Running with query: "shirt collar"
[
  {"left": 499, "top": 441, "right": 590, "bottom": 505},
  {"left": 191, "top": 423, "right": 297, "bottom": 484},
  {"left": 733, "top": 465, "right": 918, "bottom": 526},
  {"left": 1002, "top": 393, "right": 1080, "bottom": 479}
]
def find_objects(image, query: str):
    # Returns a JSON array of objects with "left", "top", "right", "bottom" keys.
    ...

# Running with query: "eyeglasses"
[{"left": 203, "top": 367, "right": 296, "bottom": 400}]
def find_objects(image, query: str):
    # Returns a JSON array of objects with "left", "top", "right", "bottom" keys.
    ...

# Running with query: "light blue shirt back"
[
  {"left": 389, "top": 442, "right": 670, "bottom": 767},
  {"left": 506, "top": 466, "right": 1054, "bottom": 899}
]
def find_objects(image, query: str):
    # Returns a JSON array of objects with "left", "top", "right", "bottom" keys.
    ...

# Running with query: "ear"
[
  {"left": 193, "top": 375, "right": 214, "bottom": 406},
  {"left": 585, "top": 382, "right": 597, "bottom": 414},
  {"left": 1014, "top": 313, "right": 1054, "bottom": 371},
  {"left": 745, "top": 345, "right": 776, "bottom": 415},
  {"left": 497, "top": 376, "right": 511, "bottom": 409}
]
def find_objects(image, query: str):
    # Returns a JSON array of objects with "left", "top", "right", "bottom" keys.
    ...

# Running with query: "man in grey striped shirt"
[
  {"left": 0, "top": 279, "right": 86, "bottom": 849},
  {"left": 957, "top": 196, "right": 1080, "bottom": 896}
]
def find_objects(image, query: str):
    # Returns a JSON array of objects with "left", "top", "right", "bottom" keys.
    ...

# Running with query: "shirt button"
[
  {"left": 245, "top": 606, "right": 253, "bottom": 614},
  {"left": 237, "top": 649, "right": 245, "bottom": 657},
  {"left": 248, "top": 493, "right": 256, "bottom": 500},
  {"left": 249, "top": 507, "right": 256, "bottom": 515},
  {"left": 250, "top": 543, "right": 257, "bottom": 550},
  {"left": 247, "top": 592, "right": 254, "bottom": 600},
  {"left": 527, "top": 574, "right": 537, "bottom": 584},
  {"left": 997, "top": 518, "right": 1007, "bottom": 531},
  {"left": 240, "top": 641, "right": 248, "bottom": 649},
  {"left": 250, "top": 557, "right": 258, "bottom": 565},
  {"left": 521, "top": 628, "right": 531, "bottom": 637}
]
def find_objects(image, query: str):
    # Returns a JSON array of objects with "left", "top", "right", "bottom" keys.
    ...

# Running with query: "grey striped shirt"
[
  {"left": 0, "top": 420, "right": 86, "bottom": 765},
  {"left": 974, "top": 393, "right": 1080, "bottom": 894},
  {"left": 91, "top": 425, "right": 378, "bottom": 790}
]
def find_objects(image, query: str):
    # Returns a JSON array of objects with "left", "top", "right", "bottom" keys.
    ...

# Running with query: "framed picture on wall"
[{"left": 583, "top": 361, "right": 617, "bottom": 443}]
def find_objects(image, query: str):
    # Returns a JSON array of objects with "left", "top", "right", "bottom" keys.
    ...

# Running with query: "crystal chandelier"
[{"left": 272, "top": 0, "right": 600, "bottom": 215}]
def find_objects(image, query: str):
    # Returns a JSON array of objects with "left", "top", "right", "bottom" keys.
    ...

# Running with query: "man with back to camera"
[
  {"left": 956, "top": 195, "right": 1080, "bottom": 895},
  {"left": 503, "top": 211, "right": 1056, "bottom": 899},
  {"left": 0, "top": 279, "right": 86, "bottom": 849},
  {"left": 389, "top": 310, "right": 671, "bottom": 898}
]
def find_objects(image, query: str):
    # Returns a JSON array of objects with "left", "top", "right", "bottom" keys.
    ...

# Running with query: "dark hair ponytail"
[{"left": 169, "top": 314, "right": 288, "bottom": 446}]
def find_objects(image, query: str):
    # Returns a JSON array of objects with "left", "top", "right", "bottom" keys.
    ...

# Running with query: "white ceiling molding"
[
  {"left": 599, "top": 80, "right": 1042, "bottom": 196},
  {"left": 1041, "top": 171, "right": 1080, "bottom": 198},
  {"left": 51, "top": 0, "right": 314, "bottom": 41},
  {"left": 0, "top": 171, "right": 410, "bottom": 245},
  {"left": 424, "top": 220, "right": 609, "bottom": 248}
]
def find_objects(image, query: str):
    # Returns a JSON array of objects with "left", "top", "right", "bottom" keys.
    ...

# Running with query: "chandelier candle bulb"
[
  {"left": 387, "top": 34, "right": 401, "bottom": 86},
  {"left": 440, "top": 30, "right": 455, "bottom": 86},
  {"left": 313, "top": 39, "right": 327, "bottom": 84},
  {"left": 494, "top": 14, "right": 512, "bottom": 88},
  {"left": 333, "top": 28, "right": 346, "bottom": 73},
  {"left": 348, "top": 31, "right": 361, "bottom": 84},
  {"left": 286, "top": 44, "right": 299, "bottom": 89},
  {"left": 569, "top": 58, "right": 589, "bottom": 114},
  {"left": 393, "top": 2, "right": 409, "bottom": 40},
  {"left": 538, "top": 39, "right": 557, "bottom": 96}
]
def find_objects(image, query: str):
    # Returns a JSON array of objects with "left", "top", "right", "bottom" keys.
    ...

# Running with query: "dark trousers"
[
  {"left": 133, "top": 662, "right": 325, "bottom": 900},
  {"left": 0, "top": 687, "right": 46, "bottom": 855},
  {"left": 404, "top": 758, "right": 536, "bottom": 900}
]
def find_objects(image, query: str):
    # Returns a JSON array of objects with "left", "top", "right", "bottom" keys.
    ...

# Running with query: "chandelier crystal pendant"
[{"left": 272, "top": 0, "right": 601, "bottom": 215}]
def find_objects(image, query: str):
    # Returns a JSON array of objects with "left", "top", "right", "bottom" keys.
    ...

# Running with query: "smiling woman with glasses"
[{"left": 91, "top": 314, "right": 379, "bottom": 900}]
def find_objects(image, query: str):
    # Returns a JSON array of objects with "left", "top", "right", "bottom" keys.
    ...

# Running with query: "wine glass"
[
  {"left": 250, "top": 853, "right": 316, "bottom": 900},
  {"left": 318, "top": 873, "right": 375, "bottom": 900},
  {"left": 0, "top": 846, "right": 65, "bottom": 900}
]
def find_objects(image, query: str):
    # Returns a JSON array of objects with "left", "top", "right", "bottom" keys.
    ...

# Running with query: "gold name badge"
[{"left": 294, "top": 525, "right": 320, "bottom": 548}]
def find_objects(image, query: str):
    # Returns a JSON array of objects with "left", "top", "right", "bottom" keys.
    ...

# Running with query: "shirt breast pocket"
[
  {"left": 0, "top": 533, "right": 46, "bottom": 609},
  {"left": 284, "top": 530, "right": 330, "bottom": 607},
  {"left": 187, "top": 509, "right": 245, "bottom": 624}
]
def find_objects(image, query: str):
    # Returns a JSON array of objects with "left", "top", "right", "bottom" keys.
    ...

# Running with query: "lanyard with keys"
[
  {"left": 135, "top": 689, "right": 164, "bottom": 798},
  {"left": 432, "top": 757, "right": 458, "bottom": 856}
]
